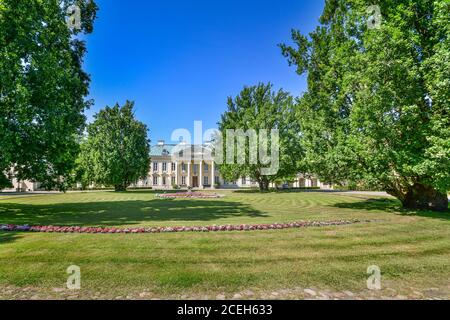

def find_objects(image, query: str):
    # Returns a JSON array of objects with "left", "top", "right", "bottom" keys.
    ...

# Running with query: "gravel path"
[{"left": 1, "top": 285, "right": 448, "bottom": 300}]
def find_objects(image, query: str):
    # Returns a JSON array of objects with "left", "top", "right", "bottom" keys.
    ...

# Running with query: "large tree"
[
  {"left": 78, "top": 101, "right": 151, "bottom": 192},
  {"left": 0, "top": 0, "right": 98, "bottom": 190},
  {"left": 217, "top": 83, "right": 302, "bottom": 191},
  {"left": 281, "top": 0, "right": 449, "bottom": 211}
]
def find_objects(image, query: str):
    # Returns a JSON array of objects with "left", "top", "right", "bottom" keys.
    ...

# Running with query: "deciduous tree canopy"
[
  {"left": 0, "top": 0, "right": 98, "bottom": 190},
  {"left": 217, "top": 83, "right": 302, "bottom": 191},
  {"left": 77, "top": 101, "right": 151, "bottom": 192},
  {"left": 281, "top": 0, "right": 449, "bottom": 211}
]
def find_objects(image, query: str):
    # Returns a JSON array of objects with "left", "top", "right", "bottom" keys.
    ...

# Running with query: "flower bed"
[
  {"left": 156, "top": 192, "right": 222, "bottom": 199},
  {"left": 0, "top": 220, "right": 371, "bottom": 234}
]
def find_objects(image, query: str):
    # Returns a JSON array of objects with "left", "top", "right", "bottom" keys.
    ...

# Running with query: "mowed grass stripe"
[
  {"left": 0, "top": 191, "right": 448, "bottom": 297},
  {"left": 1, "top": 229, "right": 448, "bottom": 292}
]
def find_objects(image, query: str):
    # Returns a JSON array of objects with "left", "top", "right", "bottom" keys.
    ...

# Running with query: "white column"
[
  {"left": 199, "top": 160, "right": 203, "bottom": 189},
  {"left": 187, "top": 161, "right": 191, "bottom": 187},
  {"left": 211, "top": 161, "right": 215, "bottom": 189},
  {"left": 158, "top": 162, "right": 162, "bottom": 187},
  {"left": 175, "top": 161, "right": 178, "bottom": 186}
]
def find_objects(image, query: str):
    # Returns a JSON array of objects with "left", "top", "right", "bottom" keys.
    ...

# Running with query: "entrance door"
[{"left": 192, "top": 177, "right": 199, "bottom": 188}]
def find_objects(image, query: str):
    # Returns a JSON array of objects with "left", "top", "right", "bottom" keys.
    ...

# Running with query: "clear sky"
[{"left": 83, "top": 0, "right": 325, "bottom": 144}]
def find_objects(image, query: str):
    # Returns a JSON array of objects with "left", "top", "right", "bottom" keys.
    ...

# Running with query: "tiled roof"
[
  {"left": 150, "top": 144, "right": 177, "bottom": 157},
  {"left": 150, "top": 144, "right": 214, "bottom": 157}
]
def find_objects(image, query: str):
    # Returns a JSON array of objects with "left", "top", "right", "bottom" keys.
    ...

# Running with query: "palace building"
[
  {"left": 2, "top": 140, "right": 333, "bottom": 192},
  {"left": 131, "top": 140, "right": 333, "bottom": 190},
  {"left": 1, "top": 175, "right": 41, "bottom": 192},
  {"left": 132, "top": 140, "right": 221, "bottom": 189}
]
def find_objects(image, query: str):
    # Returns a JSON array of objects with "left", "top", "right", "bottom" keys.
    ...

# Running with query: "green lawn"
[{"left": 0, "top": 191, "right": 449, "bottom": 300}]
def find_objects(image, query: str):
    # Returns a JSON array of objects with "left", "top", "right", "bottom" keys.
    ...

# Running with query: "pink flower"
[{"left": 0, "top": 220, "right": 366, "bottom": 235}]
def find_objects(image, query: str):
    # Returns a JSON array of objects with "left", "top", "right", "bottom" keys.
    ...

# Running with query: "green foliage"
[
  {"left": 281, "top": 0, "right": 449, "bottom": 211},
  {"left": 77, "top": 101, "right": 151, "bottom": 192},
  {"left": 217, "top": 83, "right": 303, "bottom": 190},
  {"left": 0, "top": 0, "right": 98, "bottom": 190},
  {"left": 0, "top": 172, "right": 12, "bottom": 189}
]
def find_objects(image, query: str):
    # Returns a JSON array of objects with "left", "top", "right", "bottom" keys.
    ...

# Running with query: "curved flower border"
[{"left": 0, "top": 220, "right": 371, "bottom": 234}]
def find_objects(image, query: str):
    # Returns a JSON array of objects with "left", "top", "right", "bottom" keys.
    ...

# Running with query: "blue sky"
[{"left": 83, "top": 0, "right": 325, "bottom": 144}]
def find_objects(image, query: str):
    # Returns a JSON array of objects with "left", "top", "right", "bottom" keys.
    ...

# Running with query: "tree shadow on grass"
[
  {"left": 0, "top": 232, "right": 23, "bottom": 245},
  {"left": 0, "top": 199, "right": 268, "bottom": 227},
  {"left": 110, "top": 189, "right": 176, "bottom": 194},
  {"left": 104, "top": 189, "right": 221, "bottom": 195},
  {"left": 232, "top": 188, "right": 326, "bottom": 194},
  {"left": 331, "top": 198, "right": 450, "bottom": 221}
]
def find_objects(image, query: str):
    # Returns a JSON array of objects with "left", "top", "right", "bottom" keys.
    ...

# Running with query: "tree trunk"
[
  {"left": 401, "top": 184, "right": 448, "bottom": 212},
  {"left": 114, "top": 184, "right": 127, "bottom": 192},
  {"left": 258, "top": 178, "right": 269, "bottom": 192}
]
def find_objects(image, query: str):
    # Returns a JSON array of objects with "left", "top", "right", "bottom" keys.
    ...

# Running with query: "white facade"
[
  {"left": 132, "top": 141, "right": 333, "bottom": 190},
  {"left": 1, "top": 175, "right": 40, "bottom": 192},
  {"left": 289, "top": 174, "right": 333, "bottom": 190},
  {"left": 2, "top": 141, "right": 333, "bottom": 192},
  {"left": 132, "top": 142, "right": 222, "bottom": 190}
]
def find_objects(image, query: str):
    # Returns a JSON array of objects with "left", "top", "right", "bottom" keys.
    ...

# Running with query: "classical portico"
[
  {"left": 142, "top": 140, "right": 220, "bottom": 190},
  {"left": 176, "top": 159, "right": 217, "bottom": 189},
  {"left": 128, "top": 140, "right": 333, "bottom": 191},
  {"left": 3, "top": 140, "right": 333, "bottom": 192}
]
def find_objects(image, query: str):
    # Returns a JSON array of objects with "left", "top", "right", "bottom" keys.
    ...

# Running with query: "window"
[
  {"left": 181, "top": 176, "right": 186, "bottom": 185},
  {"left": 153, "top": 176, "right": 158, "bottom": 186},
  {"left": 242, "top": 178, "right": 247, "bottom": 185},
  {"left": 204, "top": 163, "right": 209, "bottom": 172},
  {"left": 203, "top": 176, "right": 209, "bottom": 186},
  {"left": 162, "top": 177, "right": 166, "bottom": 185},
  {"left": 171, "top": 163, "right": 176, "bottom": 171},
  {"left": 153, "top": 162, "right": 158, "bottom": 172},
  {"left": 193, "top": 164, "right": 198, "bottom": 175},
  {"left": 162, "top": 162, "right": 167, "bottom": 172},
  {"left": 215, "top": 176, "right": 220, "bottom": 184},
  {"left": 171, "top": 176, "right": 176, "bottom": 185},
  {"left": 182, "top": 163, "right": 187, "bottom": 172}
]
